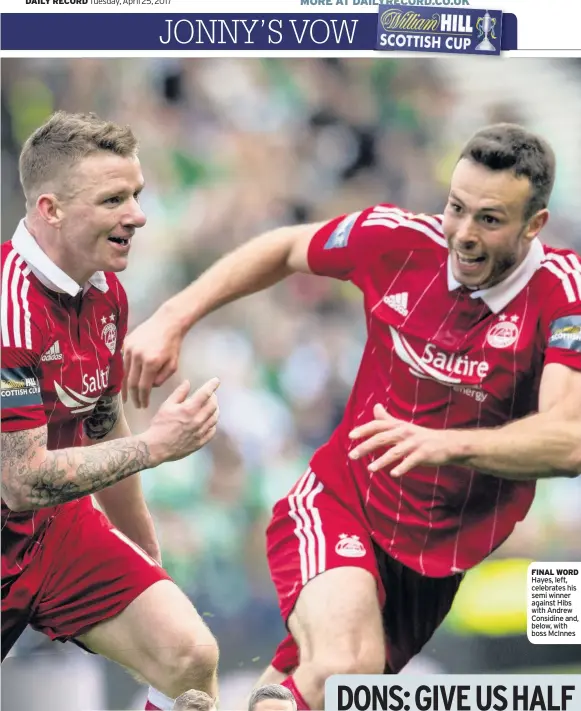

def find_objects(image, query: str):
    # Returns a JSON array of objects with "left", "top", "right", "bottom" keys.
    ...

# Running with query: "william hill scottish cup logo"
[{"left": 376, "top": 6, "right": 503, "bottom": 56}]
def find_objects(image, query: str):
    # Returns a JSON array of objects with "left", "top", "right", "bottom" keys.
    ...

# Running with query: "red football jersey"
[
  {"left": 1, "top": 221, "right": 128, "bottom": 579},
  {"left": 306, "top": 204, "right": 581, "bottom": 577}
]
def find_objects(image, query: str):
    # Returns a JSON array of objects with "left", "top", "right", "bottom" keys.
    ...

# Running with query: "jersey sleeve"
[
  {"left": 104, "top": 276, "right": 128, "bottom": 397},
  {"left": 541, "top": 254, "right": 581, "bottom": 372},
  {"left": 307, "top": 204, "right": 445, "bottom": 283},
  {"left": 1, "top": 336, "right": 46, "bottom": 433}
]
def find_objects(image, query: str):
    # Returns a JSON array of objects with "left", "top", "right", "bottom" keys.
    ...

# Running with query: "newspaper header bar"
[
  {"left": 0, "top": 0, "right": 580, "bottom": 53},
  {"left": 0, "top": 12, "right": 518, "bottom": 51}
]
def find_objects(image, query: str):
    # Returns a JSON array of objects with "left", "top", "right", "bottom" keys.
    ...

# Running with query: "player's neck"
[{"left": 25, "top": 217, "right": 94, "bottom": 289}]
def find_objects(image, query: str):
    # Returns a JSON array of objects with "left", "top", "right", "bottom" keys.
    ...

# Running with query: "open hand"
[
  {"left": 348, "top": 404, "right": 469, "bottom": 477},
  {"left": 146, "top": 378, "right": 220, "bottom": 464}
]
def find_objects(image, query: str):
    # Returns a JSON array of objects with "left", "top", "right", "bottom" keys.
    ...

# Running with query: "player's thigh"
[
  {"left": 30, "top": 503, "right": 171, "bottom": 647},
  {"left": 267, "top": 469, "right": 385, "bottom": 668},
  {"left": 289, "top": 566, "right": 384, "bottom": 665},
  {"left": 31, "top": 502, "right": 217, "bottom": 681},
  {"left": 77, "top": 579, "right": 218, "bottom": 675}
]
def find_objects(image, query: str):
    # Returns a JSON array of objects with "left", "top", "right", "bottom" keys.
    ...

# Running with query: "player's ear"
[
  {"left": 524, "top": 208, "right": 549, "bottom": 242},
  {"left": 36, "top": 193, "right": 65, "bottom": 227}
]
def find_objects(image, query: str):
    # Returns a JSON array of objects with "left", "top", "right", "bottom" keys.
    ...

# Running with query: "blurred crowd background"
[{"left": 2, "top": 57, "right": 581, "bottom": 710}]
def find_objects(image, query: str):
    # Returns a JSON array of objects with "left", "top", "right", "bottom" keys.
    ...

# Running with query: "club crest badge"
[
  {"left": 335, "top": 534, "right": 366, "bottom": 558},
  {"left": 101, "top": 315, "right": 117, "bottom": 355},
  {"left": 486, "top": 314, "right": 520, "bottom": 349}
]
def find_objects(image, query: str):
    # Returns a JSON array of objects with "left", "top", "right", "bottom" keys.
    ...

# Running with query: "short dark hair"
[
  {"left": 459, "top": 123, "right": 556, "bottom": 220},
  {"left": 173, "top": 689, "right": 216, "bottom": 711},
  {"left": 248, "top": 684, "right": 297, "bottom": 711},
  {"left": 19, "top": 111, "right": 138, "bottom": 208}
]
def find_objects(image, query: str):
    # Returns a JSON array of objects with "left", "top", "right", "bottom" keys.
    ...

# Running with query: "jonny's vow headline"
[
  {"left": 160, "top": 17, "right": 359, "bottom": 46},
  {"left": 0, "top": 13, "right": 518, "bottom": 51}
]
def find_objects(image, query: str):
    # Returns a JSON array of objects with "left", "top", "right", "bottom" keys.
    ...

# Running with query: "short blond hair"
[
  {"left": 173, "top": 689, "right": 216, "bottom": 711},
  {"left": 19, "top": 111, "right": 138, "bottom": 207}
]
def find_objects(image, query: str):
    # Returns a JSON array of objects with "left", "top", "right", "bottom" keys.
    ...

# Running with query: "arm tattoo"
[
  {"left": 1, "top": 428, "right": 47, "bottom": 506},
  {"left": 83, "top": 394, "right": 120, "bottom": 440},
  {"left": 1, "top": 426, "right": 152, "bottom": 510}
]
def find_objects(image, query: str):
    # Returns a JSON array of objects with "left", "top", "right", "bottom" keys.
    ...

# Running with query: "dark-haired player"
[{"left": 124, "top": 124, "right": 581, "bottom": 708}]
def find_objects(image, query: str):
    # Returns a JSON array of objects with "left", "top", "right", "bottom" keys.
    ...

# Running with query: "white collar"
[
  {"left": 11, "top": 219, "right": 108, "bottom": 297},
  {"left": 447, "top": 238, "right": 544, "bottom": 313}
]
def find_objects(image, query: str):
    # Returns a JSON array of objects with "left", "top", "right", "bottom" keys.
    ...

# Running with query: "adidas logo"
[
  {"left": 384, "top": 292, "right": 409, "bottom": 316},
  {"left": 41, "top": 341, "right": 63, "bottom": 363}
]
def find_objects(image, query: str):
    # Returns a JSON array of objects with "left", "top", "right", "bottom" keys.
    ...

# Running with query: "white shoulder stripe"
[
  {"left": 370, "top": 205, "right": 410, "bottom": 215},
  {"left": 567, "top": 252, "right": 581, "bottom": 272},
  {"left": 416, "top": 212, "right": 445, "bottom": 232},
  {"left": 1, "top": 253, "right": 33, "bottom": 349},
  {"left": 361, "top": 216, "right": 401, "bottom": 229},
  {"left": 361, "top": 206, "right": 447, "bottom": 247},
  {"left": 541, "top": 260, "right": 577, "bottom": 303},
  {"left": 10, "top": 256, "right": 25, "bottom": 348},
  {"left": 21, "top": 266, "right": 32, "bottom": 350},
  {"left": 1, "top": 250, "right": 18, "bottom": 347},
  {"left": 544, "top": 253, "right": 581, "bottom": 301},
  {"left": 361, "top": 205, "right": 409, "bottom": 229},
  {"left": 404, "top": 218, "right": 447, "bottom": 247},
  {"left": 545, "top": 253, "right": 581, "bottom": 300}
]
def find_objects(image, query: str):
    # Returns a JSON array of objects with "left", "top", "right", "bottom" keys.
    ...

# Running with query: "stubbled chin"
[
  {"left": 451, "top": 251, "right": 490, "bottom": 282},
  {"left": 452, "top": 267, "right": 491, "bottom": 288}
]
